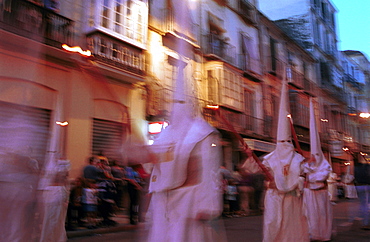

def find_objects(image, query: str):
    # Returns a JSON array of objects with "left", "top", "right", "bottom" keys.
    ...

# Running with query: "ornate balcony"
[
  {"left": 304, "top": 78, "right": 316, "bottom": 94},
  {"left": 287, "top": 67, "right": 304, "bottom": 88},
  {"left": 0, "top": 0, "right": 74, "bottom": 48},
  {"left": 343, "top": 74, "right": 363, "bottom": 90},
  {"left": 239, "top": 54, "right": 261, "bottom": 77},
  {"left": 202, "top": 33, "right": 237, "bottom": 66},
  {"left": 87, "top": 32, "right": 146, "bottom": 77},
  {"left": 266, "top": 56, "right": 284, "bottom": 78}
]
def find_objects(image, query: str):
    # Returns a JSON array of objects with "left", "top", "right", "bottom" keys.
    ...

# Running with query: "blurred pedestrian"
[
  {"left": 237, "top": 168, "right": 254, "bottom": 216},
  {"left": 240, "top": 154, "right": 265, "bottom": 214},
  {"left": 66, "top": 177, "right": 85, "bottom": 230},
  {"left": 96, "top": 155, "right": 114, "bottom": 180},
  {"left": 124, "top": 166, "right": 142, "bottom": 225},
  {"left": 132, "top": 164, "right": 151, "bottom": 223},
  {"left": 83, "top": 156, "right": 101, "bottom": 182},
  {"left": 353, "top": 152, "right": 370, "bottom": 230},
  {"left": 343, "top": 166, "right": 358, "bottom": 199},
  {"left": 110, "top": 160, "right": 126, "bottom": 208},
  {"left": 95, "top": 156, "right": 118, "bottom": 227},
  {"left": 82, "top": 180, "right": 99, "bottom": 229},
  {"left": 250, "top": 173, "right": 265, "bottom": 214},
  {"left": 225, "top": 179, "right": 239, "bottom": 217},
  {"left": 327, "top": 172, "right": 339, "bottom": 204},
  {"left": 220, "top": 165, "right": 233, "bottom": 216}
]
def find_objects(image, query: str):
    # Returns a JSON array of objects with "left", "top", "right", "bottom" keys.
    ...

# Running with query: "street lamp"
[{"left": 359, "top": 112, "right": 370, "bottom": 118}]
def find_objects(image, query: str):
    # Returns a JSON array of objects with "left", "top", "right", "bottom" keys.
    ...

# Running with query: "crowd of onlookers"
[
  {"left": 65, "top": 156, "right": 369, "bottom": 231},
  {"left": 66, "top": 155, "right": 150, "bottom": 231},
  {"left": 220, "top": 164, "right": 366, "bottom": 219},
  {"left": 220, "top": 165, "right": 266, "bottom": 218},
  {"left": 66, "top": 157, "right": 269, "bottom": 230}
]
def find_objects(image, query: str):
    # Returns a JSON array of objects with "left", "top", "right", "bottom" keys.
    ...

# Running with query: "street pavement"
[{"left": 68, "top": 198, "right": 370, "bottom": 241}]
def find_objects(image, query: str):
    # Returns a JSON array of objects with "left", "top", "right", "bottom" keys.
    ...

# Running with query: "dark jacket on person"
[{"left": 354, "top": 163, "right": 370, "bottom": 185}]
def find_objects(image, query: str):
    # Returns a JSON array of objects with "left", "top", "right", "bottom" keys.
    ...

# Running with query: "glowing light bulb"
[
  {"left": 62, "top": 44, "right": 92, "bottom": 57},
  {"left": 56, "top": 121, "right": 69, "bottom": 126}
]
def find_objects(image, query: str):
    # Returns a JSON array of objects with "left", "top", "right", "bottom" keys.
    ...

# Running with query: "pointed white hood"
[
  {"left": 304, "top": 97, "right": 332, "bottom": 189},
  {"left": 153, "top": 59, "right": 194, "bottom": 145},
  {"left": 149, "top": 53, "right": 218, "bottom": 192},
  {"left": 263, "top": 81, "right": 304, "bottom": 192},
  {"left": 309, "top": 97, "right": 331, "bottom": 170},
  {"left": 309, "top": 97, "right": 326, "bottom": 166},
  {"left": 276, "top": 80, "right": 291, "bottom": 143}
]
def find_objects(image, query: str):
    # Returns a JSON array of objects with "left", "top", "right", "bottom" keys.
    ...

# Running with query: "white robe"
[
  {"left": 343, "top": 174, "right": 358, "bottom": 199},
  {"left": 0, "top": 152, "right": 39, "bottom": 242},
  {"left": 147, "top": 119, "right": 225, "bottom": 242},
  {"left": 303, "top": 188, "right": 332, "bottom": 241},
  {"left": 262, "top": 151, "right": 309, "bottom": 242},
  {"left": 36, "top": 159, "right": 70, "bottom": 242},
  {"left": 37, "top": 186, "right": 69, "bottom": 242},
  {"left": 327, "top": 172, "right": 338, "bottom": 202},
  {"left": 303, "top": 162, "right": 333, "bottom": 241}
]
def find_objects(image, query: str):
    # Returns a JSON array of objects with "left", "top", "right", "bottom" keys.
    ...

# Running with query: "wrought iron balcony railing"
[
  {"left": 87, "top": 32, "right": 145, "bottom": 77},
  {"left": 239, "top": 54, "right": 261, "bottom": 75},
  {"left": 304, "top": 78, "right": 315, "bottom": 94},
  {"left": 0, "top": 0, "right": 74, "bottom": 48},
  {"left": 321, "top": 81, "right": 347, "bottom": 103},
  {"left": 343, "top": 74, "right": 363, "bottom": 90},
  {"left": 287, "top": 67, "right": 304, "bottom": 88},
  {"left": 202, "top": 33, "right": 237, "bottom": 65},
  {"left": 266, "top": 56, "right": 284, "bottom": 77}
]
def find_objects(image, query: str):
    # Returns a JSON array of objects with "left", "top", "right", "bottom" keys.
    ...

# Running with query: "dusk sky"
[
  {"left": 258, "top": 0, "right": 370, "bottom": 59},
  {"left": 333, "top": 0, "right": 370, "bottom": 58}
]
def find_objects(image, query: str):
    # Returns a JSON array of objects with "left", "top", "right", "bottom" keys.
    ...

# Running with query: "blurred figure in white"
[
  {"left": 36, "top": 158, "right": 70, "bottom": 242},
  {"left": 236, "top": 167, "right": 254, "bottom": 216},
  {"left": 143, "top": 42, "right": 224, "bottom": 240},
  {"left": 343, "top": 165, "right": 358, "bottom": 199},
  {"left": 327, "top": 172, "right": 339, "bottom": 204},
  {"left": 240, "top": 154, "right": 265, "bottom": 215},
  {"left": 147, "top": 119, "right": 224, "bottom": 241},
  {"left": 262, "top": 81, "right": 309, "bottom": 242},
  {"left": 340, "top": 161, "right": 360, "bottom": 227},
  {"left": 0, "top": 146, "right": 39, "bottom": 242},
  {"left": 303, "top": 98, "right": 333, "bottom": 241}
]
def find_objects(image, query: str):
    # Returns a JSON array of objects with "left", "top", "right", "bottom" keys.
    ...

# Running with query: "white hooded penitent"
[
  {"left": 146, "top": 3, "right": 225, "bottom": 239},
  {"left": 263, "top": 80, "right": 304, "bottom": 192},
  {"left": 302, "top": 97, "right": 333, "bottom": 241},
  {"left": 305, "top": 97, "right": 332, "bottom": 189},
  {"left": 262, "top": 79, "right": 310, "bottom": 242}
]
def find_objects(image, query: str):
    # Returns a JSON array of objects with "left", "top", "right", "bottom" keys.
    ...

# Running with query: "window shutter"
[
  {"left": 92, "top": 118, "right": 127, "bottom": 161},
  {"left": 0, "top": 101, "right": 51, "bottom": 166}
]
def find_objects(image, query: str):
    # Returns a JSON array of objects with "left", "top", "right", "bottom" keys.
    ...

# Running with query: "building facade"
[
  {"left": 258, "top": 0, "right": 370, "bottom": 174},
  {"left": 0, "top": 0, "right": 149, "bottom": 177},
  {"left": 1, "top": 0, "right": 369, "bottom": 179}
]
